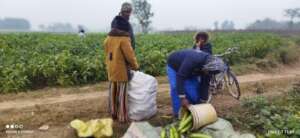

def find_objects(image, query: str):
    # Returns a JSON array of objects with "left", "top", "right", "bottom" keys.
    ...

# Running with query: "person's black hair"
[{"left": 195, "top": 32, "right": 209, "bottom": 43}]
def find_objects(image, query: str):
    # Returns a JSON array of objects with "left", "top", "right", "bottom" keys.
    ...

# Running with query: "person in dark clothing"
[
  {"left": 104, "top": 9, "right": 139, "bottom": 122},
  {"left": 110, "top": 16, "right": 131, "bottom": 33},
  {"left": 111, "top": 2, "right": 135, "bottom": 50},
  {"left": 78, "top": 25, "right": 86, "bottom": 38},
  {"left": 193, "top": 32, "right": 212, "bottom": 54},
  {"left": 167, "top": 49, "right": 225, "bottom": 117},
  {"left": 193, "top": 32, "right": 213, "bottom": 102}
]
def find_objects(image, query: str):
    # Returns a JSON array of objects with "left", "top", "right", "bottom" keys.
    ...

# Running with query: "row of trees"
[
  {"left": 0, "top": 0, "right": 299, "bottom": 33},
  {"left": 212, "top": 8, "right": 300, "bottom": 31},
  {"left": 132, "top": 2, "right": 300, "bottom": 32},
  {"left": 246, "top": 8, "right": 300, "bottom": 30},
  {"left": 38, "top": 23, "right": 84, "bottom": 33},
  {"left": 247, "top": 18, "right": 300, "bottom": 30},
  {"left": 0, "top": 18, "right": 86, "bottom": 33},
  {"left": 285, "top": 8, "right": 300, "bottom": 28},
  {"left": 214, "top": 20, "right": 235, "bottom": 30},
  {"left": 0, "top": 18, "right": 31, "bottom": 30},
  {"left": 0, "top": 0, "right": 154, "bottom": 33},
  {"left": 0, "top": 17, "right": 84, "bottom": 32}
]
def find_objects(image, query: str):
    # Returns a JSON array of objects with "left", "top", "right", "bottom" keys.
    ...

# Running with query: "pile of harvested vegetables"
[{"left": 160, "top": 109, "right": 211, "bottom": 138}]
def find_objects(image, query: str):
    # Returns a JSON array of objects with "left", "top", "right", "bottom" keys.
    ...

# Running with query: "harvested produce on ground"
[
  {"left": 160, "top": 128, "right": 166, "bottom": 138},
  {"left": 188, "top": 132, "right": 212, "bottom": 138},
  {"left": 178, "top": 110, "right": 193, "bottom": 133}
]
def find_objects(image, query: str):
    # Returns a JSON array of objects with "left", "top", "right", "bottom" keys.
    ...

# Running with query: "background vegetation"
[
  {"left": 0, "top": 32, "right": 299, "bottom": 93},
  {"left": 226, "top": 82, "right": 300, "bottom": 138}
]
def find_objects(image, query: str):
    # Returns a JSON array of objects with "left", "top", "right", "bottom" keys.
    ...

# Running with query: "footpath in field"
[
  {"left": 0, "top": 66, "right": 300, "bottom": 111},
  {"left": 0, "top": 66, "right": 300, "bottom": 138}
]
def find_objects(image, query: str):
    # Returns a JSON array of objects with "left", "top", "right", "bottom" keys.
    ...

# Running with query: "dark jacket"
[
  {"left": 111, "top": 16, "right": 135, "bottom": 50},
  {"left": 193, "top": 43, "right": 213, "bottom": 101},
  {"left": 167, "top": 49, "right": 210, "bottom": 96},
  {"left": 193, "top": 43, "right": 213, "bottom": 55}
]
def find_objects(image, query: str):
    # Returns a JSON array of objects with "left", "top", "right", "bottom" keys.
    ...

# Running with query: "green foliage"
[
  {"left": 239, "top": 87, "right": 300, "bottom": 138},
  {"left": 0, "top": 33, "right": 106, "bottom": 92},
  {"left": 278, "top": 45, "right": 300, "bottom": 64},
  {"left": 211, "top": 32, "right": 283, "bottom": 65},
  {"left": 0, "top": 32, "right": 295, "bottom": 92},
  {"left": 295, "top": 38, "right": 300, "bottom": 46}
]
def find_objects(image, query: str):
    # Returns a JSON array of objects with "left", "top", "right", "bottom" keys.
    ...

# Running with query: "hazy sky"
[{"left": 0, "top": 0, "right": 299, "bottom": 31}]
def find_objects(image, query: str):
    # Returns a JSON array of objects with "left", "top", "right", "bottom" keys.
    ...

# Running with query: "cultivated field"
[{"left": 0, "top": 32, "right": 300, "bottom": 138}]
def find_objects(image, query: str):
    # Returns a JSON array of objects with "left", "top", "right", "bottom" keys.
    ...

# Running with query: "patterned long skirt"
[{"left": 108, "top": 81, "right": 128, "bottom": 122}]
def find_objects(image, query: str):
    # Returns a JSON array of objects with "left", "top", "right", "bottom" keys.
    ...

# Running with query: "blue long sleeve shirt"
[{"left": 167, "top": 49, "right": 210, "bottom": 96}]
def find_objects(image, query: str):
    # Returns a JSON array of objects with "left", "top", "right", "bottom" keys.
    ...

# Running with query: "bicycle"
[{"left": 206, "top": 47, "right": 241, "bottom": 103}]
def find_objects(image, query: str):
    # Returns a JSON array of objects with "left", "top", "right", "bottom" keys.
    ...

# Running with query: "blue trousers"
[{"left": 167, "top": 66, "right": 207, "bottom": 116}]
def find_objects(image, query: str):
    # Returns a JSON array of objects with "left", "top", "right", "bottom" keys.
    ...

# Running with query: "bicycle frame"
[
  {"left": 210, "top": 61, "right": 229, "bottom": 91},
  {"left": 206, "top": 47, "right": 241, "bottom": 102},
  {"left": 209, "top": 47, "right": 237, "bottom": 92}
]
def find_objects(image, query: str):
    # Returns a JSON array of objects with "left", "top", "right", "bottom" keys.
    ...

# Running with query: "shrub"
[
  {"left": 0, "top": 32, "right": 296, "bottom": 92},
  {"left": 278, "top": 45, "right": 300, "bottom": 64},
  {"left": 239, "top": 93, "right": 300, "bottom": 138}
]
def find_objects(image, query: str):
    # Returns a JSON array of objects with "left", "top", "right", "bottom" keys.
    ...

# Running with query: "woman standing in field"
[
  {"left": 103, "top": 3, "right": 139, "bottom": 122},
  {"left": 111, "top": 2, "right": 136, "bottom": 50},
  {"left": 193, "top": 32, "right": 213, "bottom": 101},
  {"left": 193, "top": 32, "right": 212, "bottom": 54}
]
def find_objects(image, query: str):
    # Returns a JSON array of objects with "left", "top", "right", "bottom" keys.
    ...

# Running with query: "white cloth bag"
[{"left": 128, "top": 71, "right": 158, "bottom": 121}]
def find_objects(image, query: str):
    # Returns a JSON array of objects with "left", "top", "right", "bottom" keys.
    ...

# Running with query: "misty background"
[{"left": 0, "top": 0, "right": 300, "bottom": 32}]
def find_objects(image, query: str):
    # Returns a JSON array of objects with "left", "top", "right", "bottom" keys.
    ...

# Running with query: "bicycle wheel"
[
  {"left": 206, "top": 91, "right": 213, "bottom": 103},
  {"left": 206, "top": 75, "right": 217, "bottom": 103},
  {"left": 224, "top": 71, "right": 241, "bottom": 100}
]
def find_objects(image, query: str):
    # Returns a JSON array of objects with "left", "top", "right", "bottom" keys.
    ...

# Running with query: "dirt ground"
[{"left": 0, "top": 65, "right": 300, "bottom": 138}]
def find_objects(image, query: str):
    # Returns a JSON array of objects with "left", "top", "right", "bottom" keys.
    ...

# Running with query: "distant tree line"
[
  {"left": 0, "top": 18, "right": 31, "bottom": 30},
  {"left": 1, "top": 7, "right": 299, "bottom": 32},
  {"left": 246, "top": 8, "right": 300, "bottom": 31},
  {"left": 246, "top": 18, "right": 300, "bottom": 30},
  {"left": 38, "top": 23, "right": 81, "bottom": 33},
  {"left": 214, "top": 20, "right": 235, "bottom": 30},
  {"left": 210, "top": 8, "right": 300, "bottom": 31},
  {"left": 0, "top": 17, "right": 85, "bottom": 33}
]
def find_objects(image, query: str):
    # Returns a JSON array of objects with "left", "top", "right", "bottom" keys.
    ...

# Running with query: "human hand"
[{"left": 180, "top": 97, "right": 190, "bottom": 108}]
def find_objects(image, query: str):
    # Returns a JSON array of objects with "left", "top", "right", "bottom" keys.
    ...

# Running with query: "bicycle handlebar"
[{"left": 214, "top": 47, "right": 239, "bottom": 57}]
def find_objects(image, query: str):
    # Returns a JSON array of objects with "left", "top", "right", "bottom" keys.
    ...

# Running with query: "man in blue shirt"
[{"left": 167, "top": 49, "right": 224, "bottom": 117}]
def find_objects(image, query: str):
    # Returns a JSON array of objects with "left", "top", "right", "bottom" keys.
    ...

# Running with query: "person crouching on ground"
[
  {"left": 167, "top": 49, "right": 225, "bottom": 118},
  {"left": 103, "top": 13, "right": 139, "bottom": 122}
]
